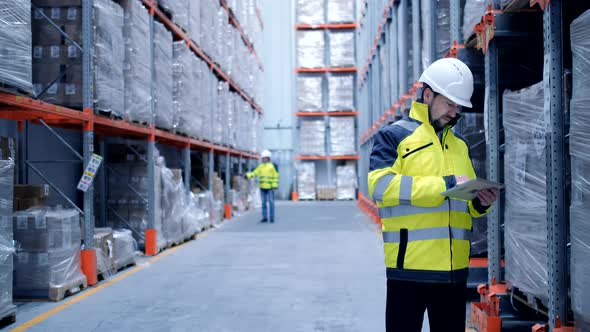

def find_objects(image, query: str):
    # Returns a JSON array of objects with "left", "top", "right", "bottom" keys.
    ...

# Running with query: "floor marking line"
[{"left": 10, "top": 229, "right": 212, "bottom": 332}]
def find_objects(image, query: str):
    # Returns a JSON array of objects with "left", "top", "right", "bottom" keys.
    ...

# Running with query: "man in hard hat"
[
  {"left": 247, "top": 149, "right": 279, "bottom": 223},
  {"left": 368, "top": 58, "right": 499, "bottom": 332}
]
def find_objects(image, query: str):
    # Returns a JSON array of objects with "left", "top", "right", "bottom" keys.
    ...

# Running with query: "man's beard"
[{"left": 432, "top": 118, "right": 446, "bottom": 133}]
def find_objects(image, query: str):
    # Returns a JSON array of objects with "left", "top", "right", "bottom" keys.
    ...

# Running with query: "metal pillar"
[
  {"left": 398, "top": 1, "right": 408, "bottom": 95},
  {"left": 411, "top": 0, "right": 421, "bottom": 81},
  {"left": 183, "top": 146, "right": 191, "bottom": 192},
  {"left": 484, "top": 38, "right": 501, "bottom": 284},
  {"left": 208, "top": 150, "right": 214, "bottom": 190},
  {"left": 225, "top": 153, "right": 230, "bottom": 201},
  {"left": 82, "top": 0, "right": 94, "bottom": 249},
  {"left": 543, "top": 1, "right": 567, "bottom": 328},
  {"left": 450, "top": 0, "right": 461, "bottom": 44}
]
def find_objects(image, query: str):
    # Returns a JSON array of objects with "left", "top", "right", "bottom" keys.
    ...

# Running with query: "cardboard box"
[{"left": 14, "top": 185, "right": 50, "bottom": 211}]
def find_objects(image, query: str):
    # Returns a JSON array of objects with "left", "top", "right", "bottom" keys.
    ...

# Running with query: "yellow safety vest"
[
  {"left": 368, "top": 101, "right": 490, "bottom": 283},
  {"left": 247, "top": 162, "right": 279, "bottom": 189}
]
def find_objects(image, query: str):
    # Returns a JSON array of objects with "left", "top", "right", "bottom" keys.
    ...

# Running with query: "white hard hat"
[
  {"left": 261, "top": 150, "right": 272, "bottom": 158},
  {"left": 419, "top": 58, "right": 474, "bottom": 108}
]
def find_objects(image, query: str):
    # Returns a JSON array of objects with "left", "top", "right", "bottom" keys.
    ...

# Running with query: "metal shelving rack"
[
  {"left": 0, "top": 0, "right": 263, "bottom": 288},
  {"left": 357, "top": 0, "right": 580, "bottom": 330},
  {"left": 294, "top": 11, "right": 359, "bottom": 199}
]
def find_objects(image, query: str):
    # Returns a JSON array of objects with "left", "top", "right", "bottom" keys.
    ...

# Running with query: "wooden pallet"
[
  {"left": 113, "top": 258, "right": 136, "bottom": 273},
  {"left": 14, "top": 275, "right": 88, "bottom": 302},
  {"left": 0, "top": 305, "right": 16, "bottom": 328}
]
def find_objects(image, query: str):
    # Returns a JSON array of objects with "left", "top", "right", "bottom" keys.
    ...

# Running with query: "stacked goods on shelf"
[
  {"left": 0, "top": 160, "right": 15, "bottom": 318},
  {"left": 296, "top": 0, "right": 324, "bottom": 25},
  {"left": 0, "top": 0, "right": 32, "bottom": 94},
  {"left": 172, "top": 41, "right": 193, "bottom": 136},
  {"left": 93, "top": 227, "right": 114, "bottom": 277},
  {"left": 153, "top": 21, "right": 174, "bottom": 130},
  {"left": 212, "top": 172, "right": 224, "bottom": 223},
  {"left": 159, "top": 0, "right": 189, "bottom": 31},
  {"left": 503, "top": 82, "right": 548, "bottom": 304},
  {"left": 196, "top": 58, "right": 212, "bottom": 140},
  {"left": 118, "top": 0, "right": 151, "bottom": 124},
  {"left": 328, "top": 75, "right": 354, "bottom": 111},
  {"left": 297, "top": 162, "right": 316, "bottom": 200},
  {"left": 14, "top": 184, "right": 49, "bottom": 211},
  {"left": 213, "top": 81, "right": 228, "bottom": 144},
  {"left": 421, "top": 0, "right": 450, "bottom": 68},
  {"left": 336, "top": 163, "right": 356, "bottom": 200},
  {"left": 299, "top": 118, "right": 326, "bottom": 155},
  {"left": 329, "top": 31, "right": 355, "bottom": 67},
  {"left": 297, "top": 76, "right": 323, "bottom": 112},
  {"left": 462, "top": 113, "right": 488, "bottom": 255},
  {"left": 112, "top": 229, "right": 137, "bottom": 270},
  {"left": 463, "top": 0, "right": 486, "bottom": 42},
  {"left": 327, "top": 0, "right": 354, "bottom": 23},
  {"left": 297, "top": 30, "right": 325, "bottom": 68},
  {"left": 330, "top": 117, "right": 356, "bottom": 155},
  {"left": 13, "top": 208, "right": 87, "bottom": 300},
  {"left": 32, "top": 0, "right": 124, "bottom": 114},
  {"left": 161, "top": 167, "right": 184, "bottom": 246},
  {"left": 106, "top": 143, "right": 165, "bottom": 250},
  {"left": 231, "top": 175, "right": 249, "bottom": 213},
  {"left": 570, "top": 11, "right": 590, "bottom": 331},
  {"left": 182, "top": 192, "right": 208, "bottom": 238},
  {"left": 246, "top": 177, "right": 261, "bottom": 209}
]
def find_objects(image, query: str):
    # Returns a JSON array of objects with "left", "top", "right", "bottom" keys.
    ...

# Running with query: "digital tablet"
[{"left": 441, "top": 178, "right": 504, "bottom": 201}]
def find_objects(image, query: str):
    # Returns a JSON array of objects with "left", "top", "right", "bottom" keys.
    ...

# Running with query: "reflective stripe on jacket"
[
  {"left": 368, "top": 101, "right": 490, "bottom": 283},
  {"left": 247, "top": 162, "right": 279, "bottom": 189}
]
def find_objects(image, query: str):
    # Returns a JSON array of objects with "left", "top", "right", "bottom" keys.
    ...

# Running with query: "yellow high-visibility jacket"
[
  {"left": 368, "top": 101, "right": 490, "bottom": 283},
  {"left": 247, "top": 162, "right": 279, "bottom": 190}
]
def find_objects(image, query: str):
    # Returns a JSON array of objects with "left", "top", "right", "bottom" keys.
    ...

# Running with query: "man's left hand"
[{"left": 477, "top": 188, "right": 499, "bottom": 207}]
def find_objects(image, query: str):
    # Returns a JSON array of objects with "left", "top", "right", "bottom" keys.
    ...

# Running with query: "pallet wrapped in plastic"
[
  {"left": 13, "top": 208, "right": 86, "bottom": 297},
  {"left": 502, "top": 82, "right": 548, "bottom": 304},
  {"left": 182, "top": 192, "right": 206, "bottom": 238},
  {"left": 213, "top": 81, "right": 228, "bottom": 144},
  {"left": 300, "top": 118, "right": 326, "bottom": 156},
  {"left": 328, "top": 75, "right": 354, "bottom": 112},
  {"left": 297, "top": 76, "right": 323, "bottom": 112},
  {"left": 297, "top": 30, "right": 325, "bottom": 69},
  {"left": 0, "top": 160, "right": 15, "bottom": 316},
  {"left": 159, "top": 0, "right": 188, "bottom": 32},
  {"left": 112, "top": 229, "right": 137, "bottom": 270},
  {"left": 329, "top": 31, "right": 355, "bottom": 67},
  {"left": 161, "top": 168, "right": 184, "bottom": 246},
  {"left": 120, "top": 0, "right": 151, "bottom": 124},
  {"left": 172, "top": 41, "right": 193, "bottom": 136},
  {"left": 421, "top": 0, "right": 450, "bottom": 69},
  {"left": 297, "top": 162, "right": 316, "bottom": 200},
  {"left": 94, "top": 0, "right": 125, "bottom": 117},
  {"left": 199, "top": 63, "right": 213, "bottom": 141},
  {"left": 327, "top": 0, "right": 354, "bottom": 23},
  {"left": 154, "top": 21, "right": 174, "bottom": 130},
  {"left": 330, "top": 116, "right": 356, "bottom": 155},
  {"left": 297, "top": 0, "right": 324, "bottom": 25},
  {"left": 463, "top": 0, "right": 486, "bottom": 43},
  {"left": 461, "top": 112, "right": 488, "bottom": 255},
  {"left": 336, "top": 164, "right": 356, "bottom": 200},
  {"left": 570, "top": 11, "right": 590, "bottom": 331},
  {"left": 93, "top": 227, "right": 114, "bottom": 278},
  {"left": 0, "top": 0, "right": 32, "bottom": 94},
  {"left": 188, "top": 1, "right": 200, "bottom": 45}
]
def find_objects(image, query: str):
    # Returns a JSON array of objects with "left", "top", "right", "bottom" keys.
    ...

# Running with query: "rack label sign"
[{"left": 77, "top": 154, "right": 103, "bottom": 192}]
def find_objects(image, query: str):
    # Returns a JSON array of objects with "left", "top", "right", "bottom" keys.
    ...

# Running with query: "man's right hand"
[{"left": 454, "top": 175, "right": 470, "bottom": 186}]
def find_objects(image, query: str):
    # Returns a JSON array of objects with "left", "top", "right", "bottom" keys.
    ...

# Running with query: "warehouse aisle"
[{"left": 7, "top": 201, "right": 386, "bottom": 332}]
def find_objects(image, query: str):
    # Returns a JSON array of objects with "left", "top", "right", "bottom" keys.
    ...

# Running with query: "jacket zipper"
[
  {"left": 448, "top": 199, "right": 454, "bottom": 283},
  {"left": 401, "top": 142, "right": 434, "bottom": 159}
]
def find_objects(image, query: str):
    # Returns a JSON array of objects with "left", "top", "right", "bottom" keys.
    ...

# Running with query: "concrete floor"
[{"left": 6, "top": 201, "right": 389, "bottom": 332}]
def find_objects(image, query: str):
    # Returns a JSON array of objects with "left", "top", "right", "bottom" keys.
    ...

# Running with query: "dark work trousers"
[{"left": 386, "top": 279, "right": 467, "bottom": 332}]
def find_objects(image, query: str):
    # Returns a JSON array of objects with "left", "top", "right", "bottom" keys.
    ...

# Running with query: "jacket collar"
[{"left": 409, "top": 101, "right": 463, "bottom": 130}]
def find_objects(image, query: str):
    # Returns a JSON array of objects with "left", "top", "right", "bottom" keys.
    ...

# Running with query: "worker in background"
[
  {"left": 246, "top": 149, "right": 279, "bottom": 223},
  {"left": 368, "top": 58, "right": 499, "bottom": 332}
]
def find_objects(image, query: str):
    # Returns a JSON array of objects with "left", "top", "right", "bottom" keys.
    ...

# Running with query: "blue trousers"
[{"left": 260, "top": 189, "right": 275, "bottom": 221}]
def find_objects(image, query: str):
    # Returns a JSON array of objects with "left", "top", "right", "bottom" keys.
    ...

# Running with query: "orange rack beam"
[
  {"left": 358, "top": 192, "right": 381, "bottom": 226},
  {"left": 0, "top": 92, "right": 259, "bottom": 159},
  {"left": 295, "top": 23, "right": 358, "bottom": 30},
  {"left": 295, "top": 111, "right": 359, "bottom": 117},
  {"left": 296, "top": 67, "right": 358, "bottom": 73},
  {"left": 295, "top": 155, "right": 359, "bottom": 160},
  {"left": 142, "top": 0, "right": 263, "bottom": 114}
]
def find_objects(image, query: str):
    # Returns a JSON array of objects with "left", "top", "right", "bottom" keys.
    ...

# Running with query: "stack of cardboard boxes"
[{"left": 32, "top": 0, "right": 124, "bottom": 116}]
